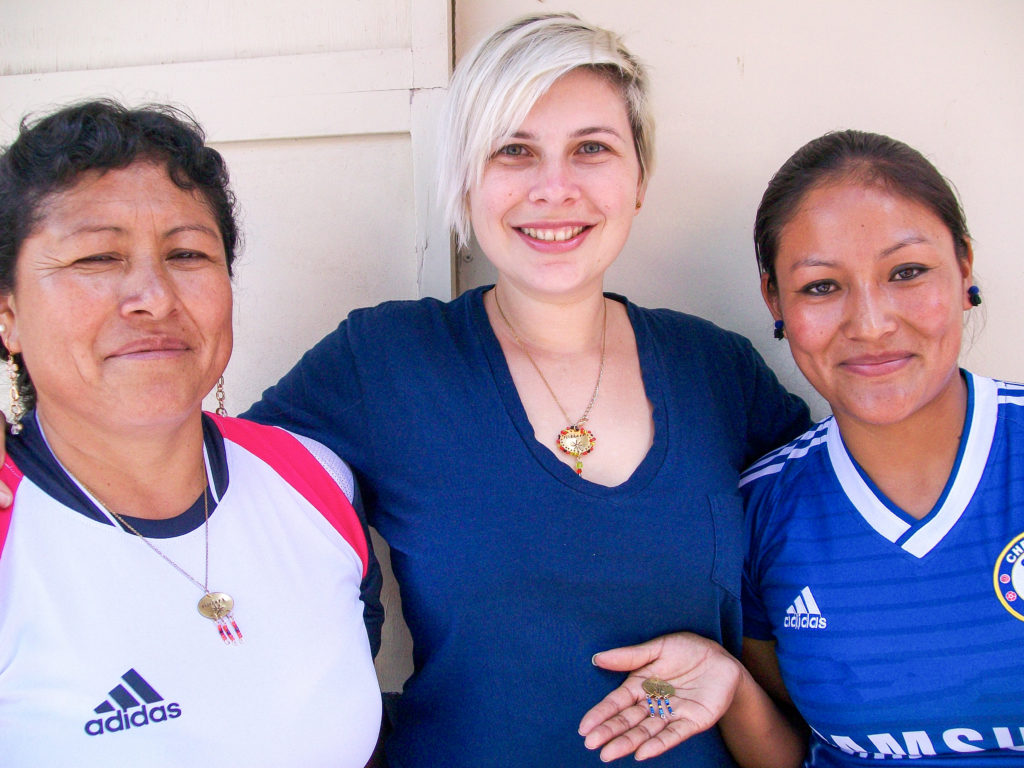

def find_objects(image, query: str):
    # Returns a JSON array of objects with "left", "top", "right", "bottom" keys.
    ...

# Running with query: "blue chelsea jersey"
[{"left": 742, "top": 371, "right": 1024, "bottom": 765}]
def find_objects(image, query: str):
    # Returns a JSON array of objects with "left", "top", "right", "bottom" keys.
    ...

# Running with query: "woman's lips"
[
  {"left": 514, "top": 223, "right": 593, "bottom": 251},
  {"left": 108, "top": 337, "right": 189, "bottom": 359},
  {"left": 517, "top": 224, "right": 587, "bottom": 241},
  {"left": 840, "top": 353, "right": 913, "bottom": 376}
]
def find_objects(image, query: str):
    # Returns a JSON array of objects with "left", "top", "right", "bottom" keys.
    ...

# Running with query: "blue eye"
[
  {"left": 496, "top": 144, "right": 528, "bottom": 158},
  {"left": 579, "top": 141, "right": 607, "bottom": 155}
]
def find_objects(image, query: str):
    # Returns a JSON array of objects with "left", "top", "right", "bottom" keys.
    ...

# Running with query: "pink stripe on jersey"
[
  {"left": 208, "top": 414, "right": 369, "bottom": 578},
  {"left": 0, "top": 457, "right": 24, "bottom": 559}
]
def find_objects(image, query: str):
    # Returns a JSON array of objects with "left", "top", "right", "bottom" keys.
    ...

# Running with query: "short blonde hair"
[{"left": 438, "top": 13, "right": 655, "bottom": 250}]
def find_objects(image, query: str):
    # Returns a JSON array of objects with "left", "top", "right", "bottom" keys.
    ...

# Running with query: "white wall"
[{"left": 457, "top": 0, "right": 1024, "bottom": 418}]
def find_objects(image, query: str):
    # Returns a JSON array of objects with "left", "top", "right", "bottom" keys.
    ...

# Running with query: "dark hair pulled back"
[{"left": 754, "top": 129, "right": 970, "bottom": 287}]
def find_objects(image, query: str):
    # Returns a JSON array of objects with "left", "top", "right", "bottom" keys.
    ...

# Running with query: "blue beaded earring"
[
  {"left": 773, "top": 320, "right": 785, "bottom": 340},
  {"left": 968, "top": 285, "right": 982, "bottom": 307}
]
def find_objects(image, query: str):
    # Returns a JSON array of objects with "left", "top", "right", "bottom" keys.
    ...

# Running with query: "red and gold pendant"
[
  {"left": 557, "top": 424, "right": 596, "bottom": 475},
  {"left": 198, "top": 592, "right": 244, "bottom": 645}
]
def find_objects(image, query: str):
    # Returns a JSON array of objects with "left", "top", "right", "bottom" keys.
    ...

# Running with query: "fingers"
[
  {"left": 581, "top": 704, "right": 643, "bottom": 753},
  {"left": 591, "top": 642, "right": 662, "bottom": 673},
  {"left": 578, "top": 682, "right": 645, "bottom": 735},
  {"left": 632, "top": 720, "right": 702, "bottom": 762},
  {"left": 598, "top": 711, "right": 667, "bottom": 761},
  {"left": 590, "top": 714, "right": 704, "bottom": 763},
  {"left": 584, "top": 634, "right": 728, "bottom": 761}
]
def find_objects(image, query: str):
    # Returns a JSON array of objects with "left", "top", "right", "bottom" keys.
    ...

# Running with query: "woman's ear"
[
  {"left": 960, "top": 239, "right": 976, "bottom": 311},
  {"left": 0, "top": 294, "right": 21, "bottom": 355},
  {"left": 760, "top": 273, "right": 782, "bottom": 322},
  {"left": 634, "top": 177, "right": 647, "bottom": 214}
]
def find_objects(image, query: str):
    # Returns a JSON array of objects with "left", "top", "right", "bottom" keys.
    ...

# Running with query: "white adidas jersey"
[{"left": 0, "top": 415, "right": 381, "bottom": 766}]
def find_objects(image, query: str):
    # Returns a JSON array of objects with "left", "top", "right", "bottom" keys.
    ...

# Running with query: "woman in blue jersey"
[
  {"left": 580, "top": 130, "right": 1024, "bottom": 766},
  {"left": 0, "top": 100, "right": 384, "bottom": 766},
  {"left": 241, "top": 13, "right": 808, "bottom": 768}
]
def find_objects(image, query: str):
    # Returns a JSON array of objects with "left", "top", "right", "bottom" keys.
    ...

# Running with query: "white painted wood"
[
  {"left": 1, "top": 0, "right": 412, "bottom": 74},
  {"left": 412, "top": 87, "right": 456, "bottom": 300},
  {"left": 0, "top": 49, "right": 417, "bottom": 143},
  {"left": 411, "top": 0, "right": 452, "bottom": 88}
]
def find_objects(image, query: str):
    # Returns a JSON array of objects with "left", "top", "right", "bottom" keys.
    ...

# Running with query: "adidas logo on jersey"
[
  {"left": 783, "top": 586, "right": 828, "bottom": 629},
  {"left": 83, "top": 668, "right": 181, "bottom": 736}
]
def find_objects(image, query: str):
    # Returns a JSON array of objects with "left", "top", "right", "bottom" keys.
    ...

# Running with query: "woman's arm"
[
  {"left": 578, "top": 633, "right": 805, "bottom": 767},
  {"left": 723, "top": 638, "right": 806, "bottom": 767}
]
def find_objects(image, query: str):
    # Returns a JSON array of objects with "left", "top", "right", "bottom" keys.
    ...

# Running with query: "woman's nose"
[
  {"left": 119, "top": 258, "right": 177, "bottom": 319},
  {"left": 843, "top": 284, "right": 897, "bottom": 340},
  {"left": 528, "top": 156, "right": 580, "bottom": 206}
]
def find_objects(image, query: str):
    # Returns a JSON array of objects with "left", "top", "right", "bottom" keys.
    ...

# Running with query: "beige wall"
[{"left": 457, "top": 1, "right": 1024, "bottom": 419}]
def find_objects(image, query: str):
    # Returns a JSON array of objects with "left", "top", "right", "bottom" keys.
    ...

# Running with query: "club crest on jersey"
[{"left": 994, "top": 531, "right": 1024, "bottom": 621}]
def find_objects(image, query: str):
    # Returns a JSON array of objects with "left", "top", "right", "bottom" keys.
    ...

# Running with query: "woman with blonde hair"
[{"left": 245, "top": 14, "right": 807, "bottom": 766}]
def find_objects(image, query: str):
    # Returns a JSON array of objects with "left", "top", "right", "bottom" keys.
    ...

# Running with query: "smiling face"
[
  {"left": 764, "top": 181, "right": 973, "bottom": 430},
  {"left": 1, "top": 161, "right": 233, "bottom": 434},
  {"left": 468, "top": 68, "right": 644, "bottom": 301}
]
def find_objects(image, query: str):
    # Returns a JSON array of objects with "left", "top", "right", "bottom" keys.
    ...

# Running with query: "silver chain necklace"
[
  {"left": 92, "top": 478, "right": 244, "bottom": 645},
  {"left": 39, "top": 415, "right": 244, "bottom": 646}
]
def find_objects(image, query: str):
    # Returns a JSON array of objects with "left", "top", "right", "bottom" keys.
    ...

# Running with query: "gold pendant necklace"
[
  {"left": 83, "top": 471, "right": 243, "bottom": 646},
  {"left": 494, "top": 288, "right": 607, "bottom": 476}
]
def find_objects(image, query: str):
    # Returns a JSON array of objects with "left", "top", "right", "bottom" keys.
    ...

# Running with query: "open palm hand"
[{"left": 579, "top": 632, "right": 743, "bottom": 762}]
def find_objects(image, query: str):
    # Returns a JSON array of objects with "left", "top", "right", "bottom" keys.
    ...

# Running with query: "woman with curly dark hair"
[{"left": 0, "top": 100, "right": 383, "bottom": 767}]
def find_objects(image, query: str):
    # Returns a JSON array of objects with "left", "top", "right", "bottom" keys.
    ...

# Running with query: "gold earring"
[
  {"left": 215, "top": 376, "right": 227, "bottom": 416},
  {"left": 7, "top": 356, "right": 24, "bottom": 435}
]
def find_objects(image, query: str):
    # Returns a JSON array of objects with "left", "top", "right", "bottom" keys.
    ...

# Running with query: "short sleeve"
[
  {"left": 242, "top": 318, "right": 378, "bottom": 487},
  {"left": 292, "top": 433, "right": 384, "bottom": 658}
]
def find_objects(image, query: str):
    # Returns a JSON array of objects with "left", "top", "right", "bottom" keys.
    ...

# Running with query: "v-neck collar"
[
  {"left": 826, "top": 371, "right": 996, "bottom": 558},
  {"left": 470, "top": 285, "right": 668, "bottom": 497}
]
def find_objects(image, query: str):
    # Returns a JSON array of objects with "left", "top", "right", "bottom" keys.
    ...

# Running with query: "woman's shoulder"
[
  {"left": 211, "top": 414, "right": 356, "bottom": 502},
  {"left": 740, "top": 418, "right": 833, "bottom": 494},
  {"left": 336, "top": 290, "right": 485, "bottom": 369},
  {"left": 623, "top": 297, "right": 757, "bottom": 352},
  {"left": 346, "top": 287, "right": 479, "bottom": 329}
]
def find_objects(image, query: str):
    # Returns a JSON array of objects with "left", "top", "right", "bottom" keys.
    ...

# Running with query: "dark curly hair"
[
  {"left": 755, "top": 129, "right": 970, "bottom": 288},
  {"left": 0, "top": 98, "right": 239, "bottom": 411}
]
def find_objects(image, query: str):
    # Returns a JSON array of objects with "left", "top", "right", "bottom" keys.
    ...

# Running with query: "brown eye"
[
  {"left": 892, "top": 265, "right": 925, "bottom": 281},
  {"left": 802, "top": 281, "right": 837, "bottom": 296},
  {"left": 74, "top": 253, "right": 117, "bottom": 266}
]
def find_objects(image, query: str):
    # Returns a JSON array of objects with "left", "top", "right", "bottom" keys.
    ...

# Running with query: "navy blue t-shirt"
[{"left": 245, "top": 286, "right": 808, "bottom": 767}]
